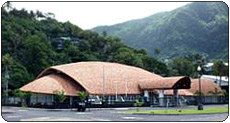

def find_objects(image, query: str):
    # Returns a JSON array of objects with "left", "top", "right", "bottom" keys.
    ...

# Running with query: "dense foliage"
[
  {"left": 53, "top": 90, "right": 67, "bottom": 103},
  {"left": 1, "top": 7, "right": 169, "bottom": 91},
  {"left": 93, "top": 2, "right": 228, "bottom": 60}
]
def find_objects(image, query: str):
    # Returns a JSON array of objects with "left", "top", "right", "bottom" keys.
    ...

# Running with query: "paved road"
[{"left": 2, "top": 105, "right": 229, "bottom": 121}]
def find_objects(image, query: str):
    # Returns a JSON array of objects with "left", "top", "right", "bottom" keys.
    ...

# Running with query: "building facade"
[{"left": 20, "top": 62, "right": 224, "bottom": 108}]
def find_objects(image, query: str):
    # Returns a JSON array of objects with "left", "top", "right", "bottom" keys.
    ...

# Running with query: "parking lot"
[{"left": 2, "top": 105, "right": 228, "bottom": 121}]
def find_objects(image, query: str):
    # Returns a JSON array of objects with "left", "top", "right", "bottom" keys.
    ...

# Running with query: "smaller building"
[
  {"left": 53, "top": 37, "right": 80, "bottom": 50},
  {"left": 164, "top": 78, "right": 225, "bottom": 104},
  {"left": 203, "top": 62, "right": 228, "bottom": 73},
  {"left": 201, "top": 75, "right": 228, "bottom": 92}
]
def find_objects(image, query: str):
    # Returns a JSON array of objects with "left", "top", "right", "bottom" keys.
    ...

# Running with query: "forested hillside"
[
  {"left": 93, "top": 2, "right": 228, "bottom": 60},
  {"left": 1, "top": 7, "right": 169, "bottom": 90}
]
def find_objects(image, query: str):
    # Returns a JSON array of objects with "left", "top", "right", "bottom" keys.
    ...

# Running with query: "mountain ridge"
[{"left": 93, "top": 2, "right": 229, "bottom": 60}]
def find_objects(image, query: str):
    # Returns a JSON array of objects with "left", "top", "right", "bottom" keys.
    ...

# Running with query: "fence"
[{"left": 186, "top": 95, "right": 227, "bottom": 105}]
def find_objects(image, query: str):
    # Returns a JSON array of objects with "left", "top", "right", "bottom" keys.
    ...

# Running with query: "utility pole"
[
  {"left": 4, "top": 66, "right": 9, "bottom": 102},
  {"left": 115, "top": 80, "right": 118, "bottom": 101},
  {"left": 103, "top": 65, "right": 105, "bottom": 100},
  {"left": 115, "top": 68, "right": 118, "bottom": 101},
  {"left": 125, "top": 73, "right": 128, "bottom": 98}
]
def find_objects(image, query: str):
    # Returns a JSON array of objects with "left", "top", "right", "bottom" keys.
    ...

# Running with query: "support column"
[
  {"left": 70, "top": 96, "right": 73, "bottom": 106},
  {"left": 173, "top": 89, "right": 178, "bottom": 106},
  {"left": 36, "top": 93, "right": 38, "bottom": 104},
  {"left": 144, "top": 90, "right": 149, "bottom": 102},
  {"left": 158, "top": 90, "right": 165, "bottom": 106}
]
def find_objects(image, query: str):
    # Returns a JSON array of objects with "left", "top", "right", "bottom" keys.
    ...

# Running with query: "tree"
[
  {"left": 185, "top": 53, "right": 206, "bottom": 77},
  {"left": 221, "top": 90, "right": 228, "bottom": 103},
  {"left": 154, "top": 48, "right": 161, "bottom": 59},
  {"left": 29, "top": 11, "right": 35, "bottom": 19},
  {"left": 77, "top": 91, "right": 88, "bottom": 102},
  {"left": 47, "top": 12, "right": 55, "bottom": 19},
  {"left": 53, "top": 90, "right": 66, "bottom": 103},
  {"left": 9, "top": 61, "right": 33, "bottom": 90},
  {"left": 63, "top": 43, "right": 80, "bottom": 62},
  {"left": 208, "top": 88, "right": 223, "bottom": 96},
  {"left": 3, "top": 1, "right": 13, "bottom": 10},
  {"left": 2, "top": 53, "right": 13, "bottom": 99},
  {"left": 102, "top": 31, "right": 107, "bottom": 37},
  {"left": 168, "top": 58, "right": 194, "bottom": 76},
  {"left": 186, "top": 53, "right": 206, "bottom": 65},
  {"left": 142, "top": 56, "right": 169, "bottom": 76},
  {"left": 213, "top": 60, "right": 227, "bottom": 87},
  {"left": 13, "top": 89, "right": 31, "bottom": 107},
  {"left": 10, "top": 33, "right": 23, "bottom": 58},
  {"left": 22, "top": 35, "right": 50, "bottom": 75},
  {"left": 36, "top": 10, "right": 45, "bottom": 18},
  {"left": 208, "top": 88, "right": 223, "bottom": 103},
  {"left": 76, "top": 91, "right": 88, "bottom": 112},
  {"left": 112, "top": 47, "right": 137, "bottom": 66}
]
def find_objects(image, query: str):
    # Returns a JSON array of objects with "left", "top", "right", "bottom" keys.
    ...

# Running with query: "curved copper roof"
[
  {"left": 20, "top": 62, "right": 193, "bottom": 96},
  {"left": 139, "top": 76, "right": 191, "bottom": 90},
  {"left": 164, "top": 78, "right": 223, "bottom": 96},
  {"left": 36, "top": 62, "right": 164, "bottom": 95},
  {"left": 189, "top": 78, "right": 223, "bottom": 96},
  {"left": 20, "top": 74, "right": 84, "bottom": 96}
]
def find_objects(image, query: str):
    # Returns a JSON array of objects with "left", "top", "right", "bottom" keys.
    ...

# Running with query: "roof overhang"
[
  {"left": 139, "top": 76, "right": 191, "bottom": 90},
  {"left": 20, "top": 74, "right": 85, "bottom": 96}
]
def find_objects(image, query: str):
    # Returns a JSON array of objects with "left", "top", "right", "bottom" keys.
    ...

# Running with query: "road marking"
[
  {"left": 114, "top": 108, "right": 129, "bottom": 110},
  {"left": 75, "top": 112, "right": 92, "bottom": 115},
  {"left": 20, "top": 117, "right": 50, "bottom": 121},
  {"left": 122, "top": 117, "right": 142, "bottom": 120},
  {"left": 48, "top": 118, "right": 91, "bottom": 121},
  {"left": 2, "top": 109, "right": 14, "bottom": 112},
  {"left": 18, "top": 110, "right": 28, "bottom": 112},
  {"left": 21, "top": 117, "right": 91, "bottom": 121},
  {"left": 6, "top": 115, "right": 20, "bottom": 118},
  {"left": 92, "top": 118, "right": 111, "bottom": 121},
  {"left": 184, "top": 114, "right": 227, "bottom": 121}
]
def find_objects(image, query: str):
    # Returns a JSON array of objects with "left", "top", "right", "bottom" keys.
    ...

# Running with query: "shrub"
[
  {"left": 133, "top": 99, "right": 144, "bottom": 107},
  {"left": 13, "top": 89, "right": 31, "bottom": 107}
]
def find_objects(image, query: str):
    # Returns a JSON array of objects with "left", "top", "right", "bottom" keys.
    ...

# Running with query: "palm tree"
[
  {"left": 77, "top": 91, "right": 88, "bottom": 102},
  {"left": 221, "top": 90, "right": 228, "bottom": 103},
  {"left": 2, "top": 54, "right": 13, "bottom": 102},
  {"left": 53, "top": 90, "right": 66, "bottom": 103},
  {"left": 4, "top": 1, "right": 13, "bottom": 10},
  {"left": 213, "top": 60, "right": 226, "bottom": 87},
  {"left": 76, "top": 91, "right": 88, "bottom": 112}
]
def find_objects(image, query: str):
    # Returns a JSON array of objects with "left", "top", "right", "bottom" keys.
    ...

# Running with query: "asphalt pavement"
[{"left": 1, "top": 104, "right": 229, "bottom": 121}]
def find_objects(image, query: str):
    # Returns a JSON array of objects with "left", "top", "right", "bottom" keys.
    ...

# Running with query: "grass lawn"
[{"left": 129, "top": 107, "right": 228, "bottom": 115}]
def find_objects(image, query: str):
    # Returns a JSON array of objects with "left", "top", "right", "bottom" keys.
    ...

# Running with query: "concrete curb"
[{"left": 132, "top": 112, "right": 228, "bottom": 116}]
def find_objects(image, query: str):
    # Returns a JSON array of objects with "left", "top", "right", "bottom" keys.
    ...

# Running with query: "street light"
[{"left": 197, "top": 66, "right": 203, "bottom": 110}]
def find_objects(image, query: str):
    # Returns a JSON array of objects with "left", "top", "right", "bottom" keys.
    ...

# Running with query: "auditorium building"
[{"left": 20, "top": 62, "right": 223, "bottom": 107}]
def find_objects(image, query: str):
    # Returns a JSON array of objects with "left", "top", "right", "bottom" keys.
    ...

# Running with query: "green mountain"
[{"left": 93, "top": 2, "right": 229, "bottom": 60}]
